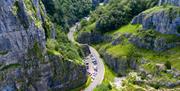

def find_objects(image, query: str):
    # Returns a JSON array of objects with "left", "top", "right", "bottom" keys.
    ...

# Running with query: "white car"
[
  {"left": 92, "top": 72, "right": 97, "bottom": 77},
  {"left": 91, "top": 76, "right": 95, "bottom": 81},
  {"left": 93, "top": 65, "right": 97, "bottom": 69}
]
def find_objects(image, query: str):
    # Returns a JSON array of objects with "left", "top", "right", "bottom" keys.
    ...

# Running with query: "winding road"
[{"left": 68, "top": 23, "right": 105, "bottom": 91}]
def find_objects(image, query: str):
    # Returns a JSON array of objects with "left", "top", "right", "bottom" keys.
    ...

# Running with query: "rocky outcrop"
[
  {"left": 102, "top": 52, "right": 137, "bottom": 76},
  {"left": 0, "top": 0, "right": 50, "bottom": 90},
  {"left": 129, "top": 34, "right": 179, "bottom": 51},
  {"left": 131, "top": 6, "right": 180, "bottom": 36},
  {"left": 158, "top": 0, "right": 180, "bottom": 6},
  {"left": 77, "top": 31, "right": 112, "bottom": 44},
  {"left": 0, "top": 0, "right": 87, "bottom": 90},
  {"left": 0, "top": 0, "right": 46, "bottom": 64},
  {"left": 48, "top": 55, "right": 87, "bottom": 91},
  {"left": 111, "top": 37, "right": 122, "bottom": 46},
  {"left": 81, "top": 45, "right": 91, "bottom": 57}
]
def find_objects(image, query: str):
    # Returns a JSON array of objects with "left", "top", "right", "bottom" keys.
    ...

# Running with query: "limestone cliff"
[
  {"left": 131, "top": 6, "right": 180, "bottom": 36},
  {"left": 158, "top": 0, "right": 180, "bottom": 6},
  {"left": 0, "top": 0, "right": 87, "bottom": 90}
]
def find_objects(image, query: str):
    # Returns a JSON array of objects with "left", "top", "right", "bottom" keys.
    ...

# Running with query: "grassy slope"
[
  {"left": 101, "top": 23, "right": 180, "bottom": 71},
  {"left": 76, "top": 5, "right": 180, "bottom": 90},
  {"left": 94, "top": 64, "right": 117, "bottom": 91},
  {"left": 93, "top": 23, "right": 180, "bottom": 90}
]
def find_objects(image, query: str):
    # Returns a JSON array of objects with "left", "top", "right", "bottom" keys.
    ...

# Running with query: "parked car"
[
  {"left": 92, "top": 72, "right": 97, "bottom": 77},
  {"left": 92, "top": 61, "right": 97, "bottom": 65},
  {"left": 94, "top": 68, "right": 98, "bottom": 72},
  {"left": 86, "top": 66, "right": 89, "bottom": 69},
  {"left": 85, "top": 62, "right": 89, "bottom": 65}
]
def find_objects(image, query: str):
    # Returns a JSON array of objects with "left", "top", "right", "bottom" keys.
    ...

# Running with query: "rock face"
[
  {"left": 102, "top": 52, "right": 137, "bottom": 76},
  {"left": 0, "top": 0, "right": 46, "bottom": 64},
  {"left": 158, "top": 0, "right": 180, "bottom": 6},
  {"left": 0, "top": 0, "right": 87, "bottom": 90},
  {"left": 131, "top": 6, "right": 180, "bottom": 36},
  {"left": 129, "top": 34, "right": 179, "bottom": 51},
  {"left": 48, "top": 55, "right": 87, "bottom": 91},
  {"left": 77, "top": 31, "right": 112, "bottom": 44}
]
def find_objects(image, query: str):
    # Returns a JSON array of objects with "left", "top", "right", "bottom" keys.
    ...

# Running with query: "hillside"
[{"left": 76, "top": 0, "right": 180, "bottom": 90}]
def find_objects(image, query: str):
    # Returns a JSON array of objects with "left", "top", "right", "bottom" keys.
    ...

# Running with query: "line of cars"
[{"left": 85, "top": 54, "right": 98, "bottom": 81}]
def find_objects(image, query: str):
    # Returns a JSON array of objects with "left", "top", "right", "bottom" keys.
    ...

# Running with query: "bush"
[
  {"left": 80, "top": 19, "right": 88, "bottom": 28},
  {"left": 150, "top": 82, "right": 161, "bottom": 89},
  {"left": 46, "top": 39, "right": 59, "bottom": 51},
  {"left": 94, "top": 83, "right": 110, "bottom": 91},
  {"left": 177, "top": 26, "right": 180, "bottom": 33},
  {"left": 165, "top": 61, "right": 171, "bottom": 69}
]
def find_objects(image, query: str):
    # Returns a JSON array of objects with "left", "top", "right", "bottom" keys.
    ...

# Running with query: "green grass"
[
  {"left": 108, "top": 24, "right": 142, "bottom": 36},
  {"left": 107, "top": 43, "right": 135, "bottom": 58},
  {"left": 78, "top": 22, "right": 96, "bottom": 33},
  {"left": 94, "top": 64, "right": 117, "bottom": 91},
  {"left": 136, "top": 46, "right": 180, "bottom": 71},
  {"left": 84, "top": 23, "right": 96, "bottom": 32},
  {"left": 75, "top": 22, "right": 96, "bottom": 40},
  {"left": 103, "top": 64, "right": 116, "bottom": 84},
  {"left": 47, "top": 49, "right": 61, "bottom": 56}
]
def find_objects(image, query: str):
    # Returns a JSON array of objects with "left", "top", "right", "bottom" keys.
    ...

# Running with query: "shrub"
[
  {"left": 80, "top": 19, "right": 88, "bottom": 28},
  {"left": 46, "top": 39, "right": 59, "bottom": 51},
  {"left": 165, "top": 61, "right": 171, "bottom": 69},
  {"left": 94, "top": 83, "right": 110, "bottom": 91},
  {"left": 177, "top": 26, "right": 180, "bottom": 33}
]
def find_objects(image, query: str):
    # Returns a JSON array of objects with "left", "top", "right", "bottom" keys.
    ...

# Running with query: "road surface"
[{"left": 68, "top": 23, "right": 105, "bottom": 91}]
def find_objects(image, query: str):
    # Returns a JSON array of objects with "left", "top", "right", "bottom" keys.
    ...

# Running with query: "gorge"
[{"left": 0, "top": 0, "right": 179, "bottom": 91}]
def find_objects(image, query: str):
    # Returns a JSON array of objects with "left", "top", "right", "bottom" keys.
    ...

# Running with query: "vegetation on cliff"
[
  {"left": 82, "top": 0, "right": 159, "bottom": 33},
  {"left": 42, "top": 0, "right": 93, "bottom": 31}
]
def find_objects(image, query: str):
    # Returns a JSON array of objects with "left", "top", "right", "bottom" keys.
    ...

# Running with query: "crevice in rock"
[{"left": 15, "top": 1, "right": 30, "bottom": 29}]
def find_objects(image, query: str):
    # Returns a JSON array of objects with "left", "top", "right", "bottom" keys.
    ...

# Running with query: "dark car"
[{"left": 92, "top": 61, "right": 97, "bottom": 65}]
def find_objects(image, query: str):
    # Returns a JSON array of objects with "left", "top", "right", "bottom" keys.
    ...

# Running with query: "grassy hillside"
[
  {"left": 80, "top": 0, "right": 159, "bottom": 33},
  {"left": 94, "top": 23, "right": 180, "bottom": 90},
  {"left": 76, "top": 2, "right": 180, "bottom": 90}
]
